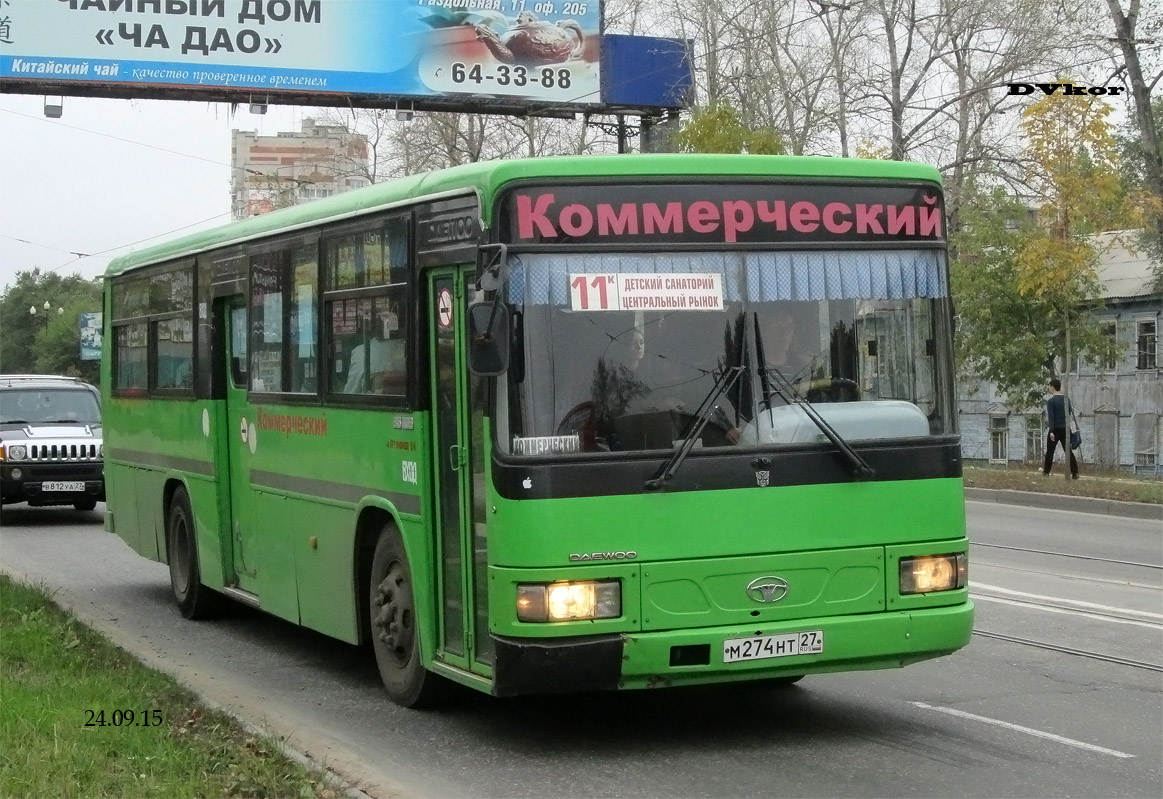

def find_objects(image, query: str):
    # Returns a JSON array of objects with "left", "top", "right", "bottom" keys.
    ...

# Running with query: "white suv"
[{"left": 0, "top": 375, "right": 104, "bottom": 511}]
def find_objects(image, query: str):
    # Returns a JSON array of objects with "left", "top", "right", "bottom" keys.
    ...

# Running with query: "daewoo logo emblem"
[{"left": 746, "top": 576, "right": 789, "bottom": 603}]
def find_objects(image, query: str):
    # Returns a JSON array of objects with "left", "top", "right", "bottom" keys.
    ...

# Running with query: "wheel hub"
[{"left": 373, "top": 560, "right": 413, "bottom": 666}]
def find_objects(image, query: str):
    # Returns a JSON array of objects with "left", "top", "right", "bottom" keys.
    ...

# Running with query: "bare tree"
[{"left": 1103, "top": 0, "right": 1163, "bottom": 240}]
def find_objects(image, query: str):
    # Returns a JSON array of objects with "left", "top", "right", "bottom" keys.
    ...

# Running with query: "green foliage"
[
  {"left": 950, "top": 185, "right": 1119, "bottom": 409},
  {"left": 675, "top": 104, "right": 784, "bottom": 155},
  {"left": 1116, "top": 96, "right": 1163, "bottom": 292},
  {"left": 0, "top": 270, "right": 101, "bottom": 383},
  {"left": 0, "top": 576, "right": 331, "bottom": 798}
]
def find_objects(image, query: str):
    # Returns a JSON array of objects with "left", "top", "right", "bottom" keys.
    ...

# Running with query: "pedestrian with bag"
[{"left": 1042, "top": 378, "right": 1080, "bottom": 479}]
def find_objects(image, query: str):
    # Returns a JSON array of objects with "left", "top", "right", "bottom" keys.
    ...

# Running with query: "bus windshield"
[{"left": 503, "top": 249, "right": 954, "bottom": 455}]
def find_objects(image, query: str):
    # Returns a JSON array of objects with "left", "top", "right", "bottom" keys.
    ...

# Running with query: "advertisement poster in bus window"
[{"left": 0, "top": 0, "right": 602, "bottom": 108}]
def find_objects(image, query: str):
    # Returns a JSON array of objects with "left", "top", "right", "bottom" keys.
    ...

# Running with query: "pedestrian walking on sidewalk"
[{"left": 1042, "top": 378, "right": 1079, "bottom": 479}]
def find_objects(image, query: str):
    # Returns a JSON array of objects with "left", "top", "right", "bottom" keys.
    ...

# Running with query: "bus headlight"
[
  {"left": 516, "top": 580, "right": 621, "bottom": 622},
  {"left": 900, "top": 554, "right": 967, "bottom": 594}
]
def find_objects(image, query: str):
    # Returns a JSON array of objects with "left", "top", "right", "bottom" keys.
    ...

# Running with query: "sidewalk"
[{"left": 964, "top": 487, "right": 1163, "bottom": 520}]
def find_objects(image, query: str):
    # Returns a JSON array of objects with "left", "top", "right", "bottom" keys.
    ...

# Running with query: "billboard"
[
  {"left": 0, "top": 0, "right": 603, "bottom": 110},
  {"left": 79, "top": 311, "right": 102, "bottom": 361}
]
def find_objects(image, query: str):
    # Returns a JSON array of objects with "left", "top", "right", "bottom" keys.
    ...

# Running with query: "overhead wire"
[{"left": 1, "top": 10, "right": 1158, "bottom": 277}]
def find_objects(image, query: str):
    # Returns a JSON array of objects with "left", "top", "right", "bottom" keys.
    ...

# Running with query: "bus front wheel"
[
  {"left": 369, "top": 525, "right": 445, "bottom": 708},
  {"left": 167, "top": 488, "right": 222, "bottom": 620}
]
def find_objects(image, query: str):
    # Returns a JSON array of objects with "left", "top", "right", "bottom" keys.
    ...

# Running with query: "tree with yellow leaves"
[
  {"left": 1015, "top": 83, "right": 1128, "bottom": 377},
  {"left": 949, "top": 85, "right": 1122, "bottom": 411}
]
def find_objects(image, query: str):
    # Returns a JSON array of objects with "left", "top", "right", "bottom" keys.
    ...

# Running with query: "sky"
[{"left": 0, "top": 93, "right": 312, "bottom": 291}]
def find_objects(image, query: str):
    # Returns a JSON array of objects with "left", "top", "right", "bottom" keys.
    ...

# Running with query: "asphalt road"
[{"left": 1, "top": 499, "right": 1160, "bottom": 798}]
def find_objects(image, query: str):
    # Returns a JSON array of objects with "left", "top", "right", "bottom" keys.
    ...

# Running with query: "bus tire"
[
  {"left": 167, "top": 488, "right": 222, "bottom": 620},
  {"left": 369, "top": 525, "right": 445, "bottom": 708}
]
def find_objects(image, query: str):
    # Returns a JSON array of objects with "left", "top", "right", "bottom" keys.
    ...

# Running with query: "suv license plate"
[
  {"left": 723, "top": 630, "right": 824, "bottom": 663},
  {"left": 43, "top": 481, "right": 85, "bottom": 492}
]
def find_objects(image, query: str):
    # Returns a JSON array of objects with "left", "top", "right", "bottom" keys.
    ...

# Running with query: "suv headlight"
[
  {"left": 3, "top": 444, "right": 29, "bottom": 461},
  {"left": 900, "top": 554, "right": 968, "bottom": 594},
  {"left": 516, "top": 580, "right": 622, "bottom": 622}
]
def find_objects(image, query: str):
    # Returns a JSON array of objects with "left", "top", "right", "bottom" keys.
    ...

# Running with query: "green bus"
[{"left": 102, "top": 154, "right": 973, "bottom": 707}]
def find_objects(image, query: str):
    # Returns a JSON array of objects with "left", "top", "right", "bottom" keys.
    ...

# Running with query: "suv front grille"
[{"left": 26, "top": 442, "right": 101, "bottom": 462}]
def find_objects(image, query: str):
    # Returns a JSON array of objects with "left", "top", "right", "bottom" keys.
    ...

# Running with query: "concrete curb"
[{"left": 964, "top": 487, "right": 1163, "bottom": 521}]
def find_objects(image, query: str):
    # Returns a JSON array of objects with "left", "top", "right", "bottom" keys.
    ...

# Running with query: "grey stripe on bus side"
[
  {"left": 250, "top": 470, "right": 422, "bottom": 516},
  {"left": 107, "top": 450, "right": 421, "bottom": 516},
  {"left": 106, "top": 448, "right": 216, "bottom": 477}
]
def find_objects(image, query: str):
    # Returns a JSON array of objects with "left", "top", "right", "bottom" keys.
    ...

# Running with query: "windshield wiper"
[
  {"left": 42, "top": 418, "right": 83, "bottom": 424},
  {"left": 763, "top": 366, "right": 875, "bottom": 480},
  {"left": 750, "top": 311, "right": 872, "bottom": 480},
  {"left": 645, "top": 365, "right": 745, "bottom": 491}
]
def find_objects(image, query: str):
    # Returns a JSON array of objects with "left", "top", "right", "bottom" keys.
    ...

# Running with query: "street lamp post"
[{"left": 29, "top": 300, "right": 64, "bottom": 329}]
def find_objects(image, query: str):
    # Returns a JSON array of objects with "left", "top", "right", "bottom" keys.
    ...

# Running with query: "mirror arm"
[{"left": 476, "top": 243, "right": 508, "bottom": 292}]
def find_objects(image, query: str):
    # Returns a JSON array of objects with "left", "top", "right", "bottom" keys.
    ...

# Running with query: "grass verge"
[
  {"left": 963, "top": 462, "right": 1162, "bottom": 505},
  {"left": 0, "top": 575, "right": 338, "bottom": 799}
]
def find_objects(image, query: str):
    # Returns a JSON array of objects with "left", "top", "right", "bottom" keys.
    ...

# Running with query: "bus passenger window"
[{"left": 332, "top": 293, "right": 406, "bottom": 396}]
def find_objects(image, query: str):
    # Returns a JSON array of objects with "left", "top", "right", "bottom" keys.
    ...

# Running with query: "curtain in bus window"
[
  {"left": 744, "top": 251, "right": 946, "bottom": 301},
  {"left": 505, "top": 250, "right": 946, "bottom": 305}
]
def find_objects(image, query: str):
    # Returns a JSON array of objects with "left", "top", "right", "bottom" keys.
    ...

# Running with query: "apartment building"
[{"left": 231, "top": 118, "right": 371, "bottom": 219}]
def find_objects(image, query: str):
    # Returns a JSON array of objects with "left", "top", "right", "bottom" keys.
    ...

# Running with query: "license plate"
[
  {"left": 723, "top": 630, "right": 824, "bottom": 663},
  {"left": 43, "top": 481, "right": 85, "bottom": 492}
]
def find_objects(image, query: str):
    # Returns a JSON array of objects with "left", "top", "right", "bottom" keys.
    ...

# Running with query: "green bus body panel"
[
  {"left": 103, "top": 399, "right": 225, "bottom": 584},
  {"left": 616, "top": 602, "right": 974, "bottom": 689},
  {"left": 239, "top": 402, "right": 426, "bottom": 641},
  {"left": 104, "top": 154, "right": 942, "bottom": 278},
  {"left": 480, "top": 477, "right": 971, "bottom": 681},
  {"left": 638, "top": 546, "right": 886, "bottom": 631},
  {"left": 103, "top": 395, "right": 430, "bottom": 645},
  {"left": 488, "top": 477, "right": 966, "bottom": 567}
]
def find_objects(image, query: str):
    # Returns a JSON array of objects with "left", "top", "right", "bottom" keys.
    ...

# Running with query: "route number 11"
[{"left": 570, "top": 274, "right": 615, "bottom": 310}]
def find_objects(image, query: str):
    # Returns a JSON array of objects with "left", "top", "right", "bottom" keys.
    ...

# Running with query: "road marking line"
[
  {"left": 970, "top": 594, "right": 1163, "bottom": 629},
  {"left": 911, "top": 702, "right": 1135, "bottom": 759},
  {"left": 971, "top": 582, "right": 1163, "bottom": 620}
]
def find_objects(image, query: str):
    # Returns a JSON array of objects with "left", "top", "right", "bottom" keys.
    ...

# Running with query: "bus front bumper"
[{"left": 491, "top": 602, "right": 973, "bottom": 697}]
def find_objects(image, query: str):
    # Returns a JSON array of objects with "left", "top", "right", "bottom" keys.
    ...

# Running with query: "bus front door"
[{"left": 428, "top": 268, "right": 493, "bottom": 677}]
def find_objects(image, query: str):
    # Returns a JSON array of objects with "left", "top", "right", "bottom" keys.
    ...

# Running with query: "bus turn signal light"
[
  {"left": 899, "top": 554, "right": 967, "bottom": 594},
  {"left": 516, "top": 580, "right": 621, "bottom": 622}
]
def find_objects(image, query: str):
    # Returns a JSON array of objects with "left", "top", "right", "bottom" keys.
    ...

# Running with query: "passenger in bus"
[{"left": 344, "top": 319, "right": 404, "bottom": 394}]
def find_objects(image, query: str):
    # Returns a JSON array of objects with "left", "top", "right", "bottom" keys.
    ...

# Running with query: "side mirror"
[{"left": 467, "top": 301, "right": 509, "bottom": 376}]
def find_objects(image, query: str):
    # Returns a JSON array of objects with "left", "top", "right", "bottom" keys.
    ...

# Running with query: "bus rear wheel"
[
  {"left": 167, "top": 488, "right": 223, "bottom": 620},
  {"left": 369, "top": 525, "right": 445, "bottom": 708}
]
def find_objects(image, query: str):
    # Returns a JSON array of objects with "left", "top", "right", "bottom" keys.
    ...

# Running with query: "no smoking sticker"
[{"left": 437, "top": 288, "right": 454, "bottom": 329}]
